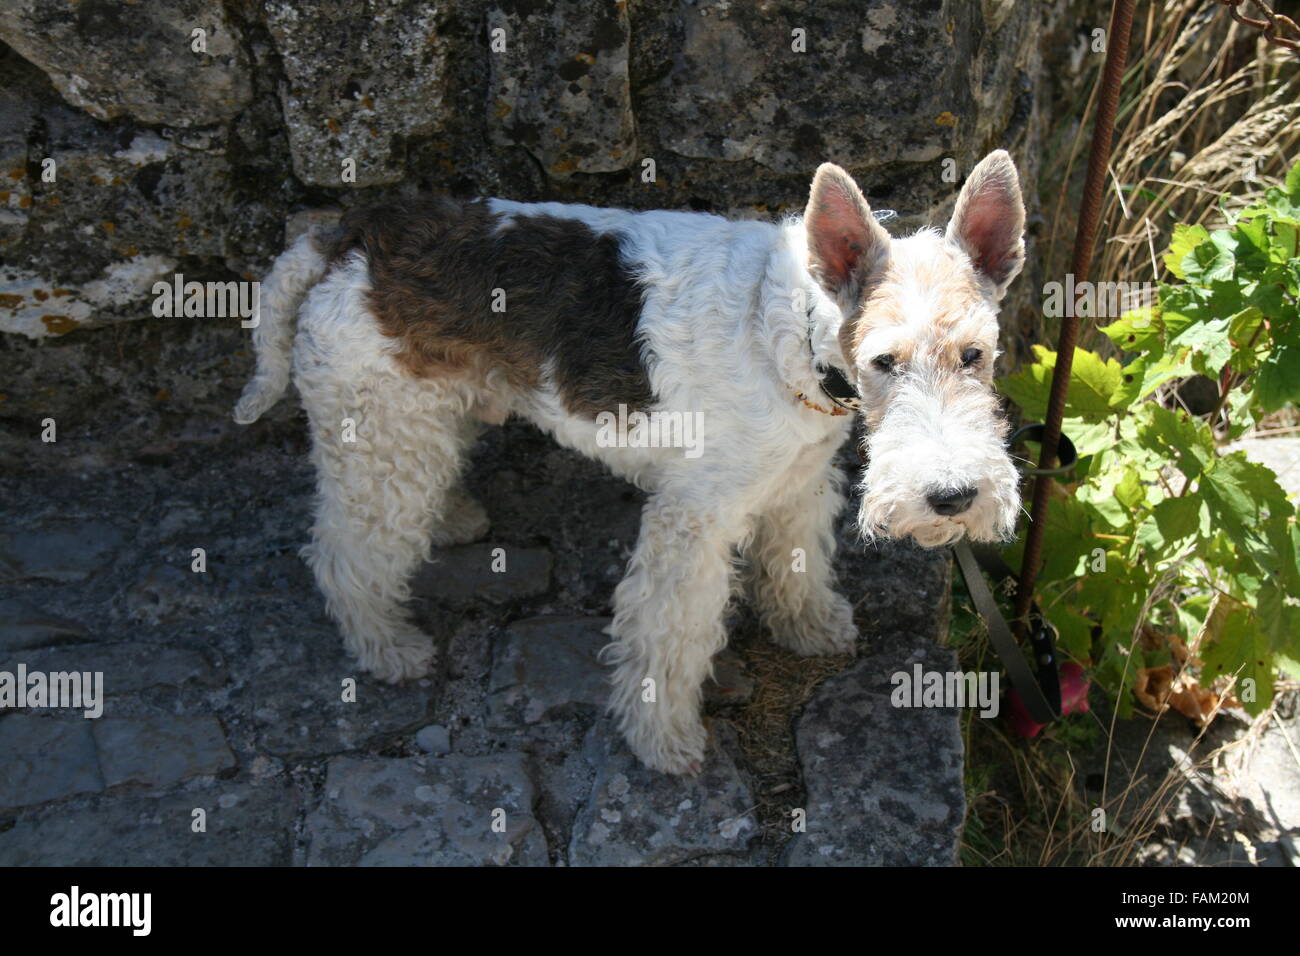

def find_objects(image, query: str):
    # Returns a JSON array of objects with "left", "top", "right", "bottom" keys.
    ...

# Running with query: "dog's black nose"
[{"left": 927, "top": 487, "right": 976, "bottom": 516}]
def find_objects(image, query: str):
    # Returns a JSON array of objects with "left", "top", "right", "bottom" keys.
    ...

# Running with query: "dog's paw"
[
  {"left": 767, "top": 593, "right": 859, "bottom": 657},
  {"left": 626, "top": 715, "right": 709, "bottom": 776},
  {"left": 362, "top": 632, "right": 435, "bottom": 683},
  {"left": 430, "top": 488, "right": 490, "bottom": 547}
]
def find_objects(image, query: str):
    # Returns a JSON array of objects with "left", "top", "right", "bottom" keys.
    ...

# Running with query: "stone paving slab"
[
  {"left": 0, "top": 598, "right": 88, "bottom": 652},
  {"left": 92, "top": 716, "right": 236, "bottom": 789},
  {"left": 569, "top": 718, "right": 758, "bottom": 866},
  {"left": 0, "top": 520, "right": 124, "bottom": 582},
  {"left": 412, "top": 543, "right": 553, "bottom": 606},
  {"left": 1079, "top": 699, "right": 1300, "bottom": 854},
  {"left": 240, "top": 644, "right": 434, "bottom": 759},
  {"left": 125, "top": 563, "right": 225, "bottom": 624},
  {"left": 0, "top": 780, "right": 298, "bottom": 866},
  {"left": 1232, "top": 711, "right": 1300, "bottom": 831},
  {"left": 2, "top": 641, "right": 219, "bottom": 696},
  {"left": 0, "top": 714, "right": 104, "bottom": 810},
  {"left": 0, "top": 384, "right": 972, "bottom": 867},
  {"left": 487, "top": 615, "right": 610, "bottom": 727},
  {"left": 1141, "top": 834, "right": 1299, "bottom": 867},
  {"left": 782, "top": 639, "right": 966, "bottom": 866},
  {"left": 304, "top": 753, "right": 548, "bottom": 866}
]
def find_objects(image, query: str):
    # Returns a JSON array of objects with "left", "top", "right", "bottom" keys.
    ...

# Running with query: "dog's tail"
[{"left": 232, "top": 231, "right": 332, "bottom": 425}]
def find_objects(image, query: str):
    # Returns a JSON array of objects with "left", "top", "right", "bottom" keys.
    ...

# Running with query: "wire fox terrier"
[{"left": 234, "top": 150, "right": 1026, "bottom": 775}]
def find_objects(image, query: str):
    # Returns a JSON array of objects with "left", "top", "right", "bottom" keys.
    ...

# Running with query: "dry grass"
[
  {"left": 727, "top": 635, "right": 853, "bottom": 851},
  {"left": 1042, "top": 0, "right": 1300, "bottom": 355}
]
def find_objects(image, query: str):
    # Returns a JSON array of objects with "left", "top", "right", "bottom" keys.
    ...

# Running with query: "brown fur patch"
[
  {"left": 321, "top": 197, "right": 654, "bottom": 416},
  {"left": 843, "top": 243, "right": 989, "bottom": 366},
  {"left": 836, "top": 267, "right": 887, "bottom": 366}
]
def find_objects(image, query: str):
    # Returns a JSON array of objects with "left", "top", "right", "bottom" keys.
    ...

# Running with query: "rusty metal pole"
[{"left": 1013, "top": 0, "right": 1137, "bottom": 633}]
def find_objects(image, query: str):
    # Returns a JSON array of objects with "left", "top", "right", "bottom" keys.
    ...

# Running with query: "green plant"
[{"left": 999, "top": 159, "right": 1300, "bottom": 721}]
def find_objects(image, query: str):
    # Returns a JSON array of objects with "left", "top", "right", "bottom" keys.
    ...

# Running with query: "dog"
[{"left": 233, "top": 149, "right": 1025, "bottom": 775}]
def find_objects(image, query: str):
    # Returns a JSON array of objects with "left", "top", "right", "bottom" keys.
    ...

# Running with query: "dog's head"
[{"left": 804, "top": 150, "right": 1024, "bottom": 547}]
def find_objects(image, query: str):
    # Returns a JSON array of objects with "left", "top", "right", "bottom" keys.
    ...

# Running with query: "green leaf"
[
  {"left": 1198, "top": 452, "right": 1294, "bottom": 541},
  {"left": 1271, "top": 220, "right": 1299, "bottom": 267},
  {"left": 1099, "top": 307, "right": 1163, "bottom": 352},
  {"left": 1084, "top": 489, "right": 1130, "bottom": 530},
  {"left": 1160, "top": 309, "right": 1201, "bottom": 344},
  {"left": 1269, "top": 521, "right": 1300, "bottom": 598},
  {"left": 1069, "top": 349, "right": 1126, "bottom": 418},
  {"left": 1228, "top": 306, "right": 1264, "bottom": 346},
  {"left": 1041, "top": 495, "right": 1099, "bottom": 582},
  {"left": 1274, "top": 601, "right": 1300, "bottom": 680},
  {"left": 1286, "top": 159, "right": 1300, "bottom": 204},
  {"left": 1115, "top": 468, "right": 1146, "bottom": 510},
  {"left": 1236, "top": 214, "right": 1271, "bottom": 261},
  {"left": 1170, "top": 315, "right": 1233, "bottom": 377},
  {"left": 1004, "top": 493, "right": 1100, "bottom": 585},
  {"left": 1256, "top": 328, "right": 1300, "bottom": 413},
  {"left": 1200, "top": 603, "right": 1274, "bottom": 716},
  {"left": 1080, "top": 563, "right": 1148, "bottom": 636},
  {"left": 1061, "top": 418, "right": 1117, "bottom": 458},
  {"left": 997, "top": 346, "right": 1124, "bottom": 422},
  {"left": 1255, "top": 580, "right": 1286, "bottom": 647},
  {"left": 1110, "top": 349, "right": 1193, "bottom": 408},
  {"left": 1225, "top": 388, "right": 1262, "bottom": 440},
  {"left": 1245, "top": 273, "right": 1293, "bottom": 317},
  {"left": 997, "top": 345, "right": 1053, "bottom": 421},
  {"left": 1181, "top": 231, "right": 1235, "bottom": 283},
  {"left": 1156, "top": 494, "right": 1202, "bottom": 540},
  {"left": 1136, "top": 405, "right": 1214, "bottom": 481},
  {"left": 1165, "top": 224, "right": 1210, "bottom": 279},
  {"left": 1175, "top": 594, "right": 1212, "bottom": 639},
  {"left": 1265, "top": 186, "right": 1300, "bottom": 222},
  {"left": 1048, "top": 605, "right": 1096, "bottom": 665}
]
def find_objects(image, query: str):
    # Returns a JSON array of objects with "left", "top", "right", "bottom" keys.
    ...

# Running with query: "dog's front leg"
[
  {"left": 750, "top": 451, "right": 858, "bottom": 657},
  {"left": 603, "top": 497, "right": 743, "bottom": 775}
]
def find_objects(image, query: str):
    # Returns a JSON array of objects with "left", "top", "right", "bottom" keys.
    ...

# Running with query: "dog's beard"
[
  {"left": 858, "top": 471, "right": 1020, "bottom": 547},
  {"left": 856, "top": 381, "right": 1021, "bottom": 548}
]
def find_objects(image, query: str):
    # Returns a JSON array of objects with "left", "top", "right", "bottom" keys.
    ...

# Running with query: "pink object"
[{"left": 1006, "top": 663, "right": 1091, "bottom": 738}]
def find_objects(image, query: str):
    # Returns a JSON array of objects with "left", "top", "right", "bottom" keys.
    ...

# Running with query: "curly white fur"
[{"left": 234, "top": 152, "right": 1025, "bottom": 775}]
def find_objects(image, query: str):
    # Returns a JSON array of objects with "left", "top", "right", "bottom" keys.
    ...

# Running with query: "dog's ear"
[
  {"left": 805, "top": 163, "right": 890, "bottom": 303},
  {"left": 946, "top": 149, "right": 1025, "bottom": 297}
]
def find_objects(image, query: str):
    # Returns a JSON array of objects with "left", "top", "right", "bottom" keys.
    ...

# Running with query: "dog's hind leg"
[
  {"left": 429, "top": 418, "right": 490, "bottom": 547},
  {"left": 748, "top": 443, "right": 858, "bottom": 657},
  {"left": 431, "top": 485, "right": 490, "bottom": 547},
  {"left": 293, "top": 266, "right": 475, "bottom": 682}
]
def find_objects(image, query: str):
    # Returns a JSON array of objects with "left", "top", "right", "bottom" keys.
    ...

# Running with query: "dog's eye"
[
  {"left": 872, "top": 354, "right": 896, "bottom": 373},
  {"left": 961, "top": 347, "right": 982, "bottom": 368}
]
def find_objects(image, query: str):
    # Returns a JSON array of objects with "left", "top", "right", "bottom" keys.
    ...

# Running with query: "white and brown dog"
[{"left": 234, "top": 150, "right": 1025, "bottom": 775}]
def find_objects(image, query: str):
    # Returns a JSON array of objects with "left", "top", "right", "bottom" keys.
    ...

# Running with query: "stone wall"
[{"left": 0, "top": 0, "right": 1078, "bottom": 343}]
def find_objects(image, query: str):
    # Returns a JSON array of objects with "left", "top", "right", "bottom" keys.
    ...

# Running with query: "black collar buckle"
[{"left": 815, "top": 362, "right": 863, "bottom": 412}]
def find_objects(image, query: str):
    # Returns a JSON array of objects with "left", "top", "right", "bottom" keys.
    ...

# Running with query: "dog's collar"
[
  {"left": 812, "top": 347, "right": 863, "bottom": 413},
  {"left": 793, "top": 296, "right": 862, "bottom": 417}
]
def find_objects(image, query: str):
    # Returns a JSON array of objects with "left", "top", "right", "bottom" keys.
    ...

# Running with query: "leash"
[
  {"left": 950, "top": 424, "right": 1078, "bottom": 724},
  {"left": 952, "top": 540, "right": 1061, "bottom": 724}
]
